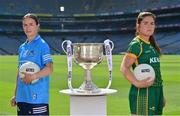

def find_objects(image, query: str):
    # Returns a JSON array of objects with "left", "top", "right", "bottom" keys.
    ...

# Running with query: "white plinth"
[
  {"left": 60, "top": 88, "right": 117, "bottom": 116},
  {"left": 70, "top": 95, "right": 106, "bottom": 116}
]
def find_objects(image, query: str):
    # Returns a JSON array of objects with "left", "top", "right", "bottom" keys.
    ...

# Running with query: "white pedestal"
[
  {"left": 70, "top": 95, "right": 106, "bottom": 116},
  {"left": 60, "top": 88, "right": 117, "bottom": 116}
]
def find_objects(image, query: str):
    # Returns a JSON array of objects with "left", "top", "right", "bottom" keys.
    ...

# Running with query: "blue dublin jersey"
[{"left": 16, "top": 35, "right": 53, "bottom": 104}]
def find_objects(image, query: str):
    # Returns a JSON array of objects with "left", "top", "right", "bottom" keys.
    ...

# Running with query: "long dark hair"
[{"left": 136, "top": 12, "right": 161, "bottom": 54}]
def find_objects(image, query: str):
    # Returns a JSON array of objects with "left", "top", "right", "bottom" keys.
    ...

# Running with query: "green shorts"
[{"left": 129, "top": 85, "right": 164, "bottom": 115}]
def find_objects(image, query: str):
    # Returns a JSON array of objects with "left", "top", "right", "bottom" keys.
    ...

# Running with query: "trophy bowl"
[
  {"left": 62, "top": 40, "right": 114, "bottom": 94},
  {"left": 73, "top": 43, "right": 104, "bottom": 70}
]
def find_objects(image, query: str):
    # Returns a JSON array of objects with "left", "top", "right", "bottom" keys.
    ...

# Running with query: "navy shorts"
[{"left": 17, "top": 102, "right": 49, "bottom": 115}]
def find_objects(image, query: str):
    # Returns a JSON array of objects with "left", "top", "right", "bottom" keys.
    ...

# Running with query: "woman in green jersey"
[{"left": 120, "top": 12, "right": 166, "bottom": 115}]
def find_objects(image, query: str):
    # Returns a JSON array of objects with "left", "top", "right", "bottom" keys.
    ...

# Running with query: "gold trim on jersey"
[
  {"left": 137, "top": 45, "right": 142, "bottom": 58},
  {"left": 126, "top": 53, "right": 139, "bottom": 65},
  {"left": 137, "top": 35, "right": 150, "bottom": 44}
]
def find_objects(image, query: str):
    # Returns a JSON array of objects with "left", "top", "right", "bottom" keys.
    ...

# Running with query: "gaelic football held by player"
[{"left": 120, "top": 12, "right": 166, "bottom": 115}]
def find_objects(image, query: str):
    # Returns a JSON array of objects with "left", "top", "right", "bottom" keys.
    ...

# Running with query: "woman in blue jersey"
[
  {"left": 10, "top": 13, "right": 53, "bottom": 115},
  {"left": 120, "top": 12, "right": 166, "bottom": 115}
]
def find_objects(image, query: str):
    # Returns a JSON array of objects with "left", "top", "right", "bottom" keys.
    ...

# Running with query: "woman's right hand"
[
  {"left": 134, "top": 77, "right": 154, "bottom": 88},
  {"left": 10, "top": 96, "right": 16, "bottom": 107}
]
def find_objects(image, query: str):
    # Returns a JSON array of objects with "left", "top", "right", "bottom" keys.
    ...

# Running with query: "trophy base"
[
  {"left": 60, "top": 88, "right": 117, "bottom": 96},
  {"left": 78, "top": 81, "right": 101, "bottom": 93}
]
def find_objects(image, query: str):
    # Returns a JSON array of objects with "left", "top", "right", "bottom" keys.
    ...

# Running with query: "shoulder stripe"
[
  {"left": 126, "top": 53, "right": 137, "bottom": 59},
  {"left": 137, "top": 46, "right": 142, "bottom": 58}
]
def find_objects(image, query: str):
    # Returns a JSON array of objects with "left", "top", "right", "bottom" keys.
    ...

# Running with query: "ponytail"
[{"left": 149, "top": 35, "right": 161, "bottom": 55}]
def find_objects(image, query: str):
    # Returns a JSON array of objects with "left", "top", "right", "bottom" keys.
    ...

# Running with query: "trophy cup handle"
[
  {"left": 109, "top": 40, "right": 114, "bottom": 50},
  {"left": 61, "top": 40, "right": 74, "bottom": 92},
  {"left": 62, "top": 40, "right": 71, "bottom": 54},
  {"left": 104, "top": 39, "right": 114, "bottom": 89}
]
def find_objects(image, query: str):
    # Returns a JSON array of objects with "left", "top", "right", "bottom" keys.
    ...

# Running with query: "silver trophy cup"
[{"left": 62, "top": 40, "right": 114, "bottom": 93}]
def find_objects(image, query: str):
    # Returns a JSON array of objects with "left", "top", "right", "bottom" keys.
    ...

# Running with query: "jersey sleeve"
[
  {"left": 41, "top": 43, "right": 53, "bottom": 65},
  {"left": 126, "top": 41, "right": 141, "bottom": 59}
]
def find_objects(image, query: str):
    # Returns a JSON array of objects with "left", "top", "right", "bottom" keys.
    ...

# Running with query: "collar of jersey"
[
  {"left": 137, "top": 35, "right": 150, "bottom": 44},
  {"left": 25, "top": 34, "right": 40, "bottom": 45}
]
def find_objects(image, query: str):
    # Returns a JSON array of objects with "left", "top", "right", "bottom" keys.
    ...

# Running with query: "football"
[
  {"left": 134, "top": 64, "right": 155, "bottom": 82},
  {"left": 19, "top": 61, "right": 40, "bottom": 84}
]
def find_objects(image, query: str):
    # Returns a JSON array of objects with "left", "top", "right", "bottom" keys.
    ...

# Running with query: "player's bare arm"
[
  {"left": 10, "top": 71, "right": 18, "bottom": 106},
  {"left": 120, "top": 54, "right": 152, "bottom": 88}
]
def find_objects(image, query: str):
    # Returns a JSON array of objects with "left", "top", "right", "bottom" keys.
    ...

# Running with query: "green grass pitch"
[{"left": 0, "top": 55, "right": 180, "bottom": 115}]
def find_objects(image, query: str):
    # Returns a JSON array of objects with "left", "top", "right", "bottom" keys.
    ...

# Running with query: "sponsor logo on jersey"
[
  {"left": 145, "top": 50, "right": 151, "bottom": 53},
  {"left": 150, "top": 57, "right": 160, "bottom": 63}
]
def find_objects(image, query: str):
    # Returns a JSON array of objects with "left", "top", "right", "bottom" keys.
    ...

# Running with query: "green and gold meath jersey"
[{"left": 126, "top": 36, "right": 163, "bottom": 86}]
